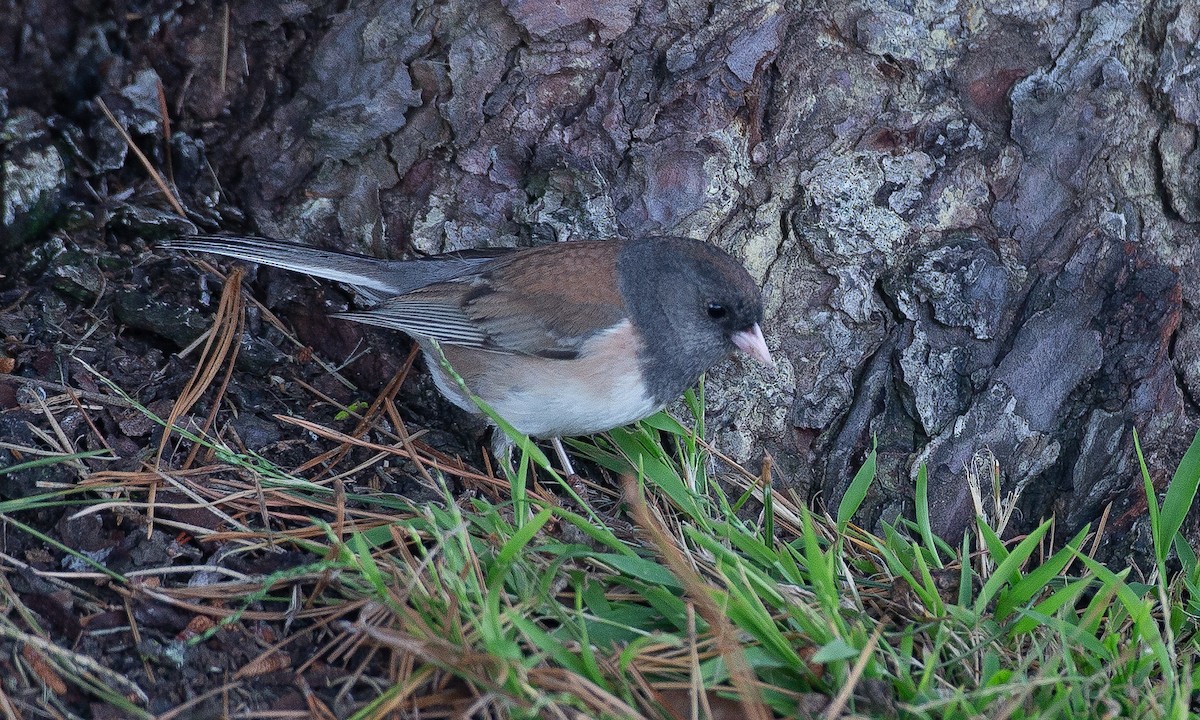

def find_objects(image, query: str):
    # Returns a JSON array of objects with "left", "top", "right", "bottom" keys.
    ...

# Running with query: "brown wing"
[{"left": 337, "top": 241, "right": 629, "bottom": 358}]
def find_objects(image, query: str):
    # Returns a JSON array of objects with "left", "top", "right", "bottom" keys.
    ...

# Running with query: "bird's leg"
[
  {"left": 490, "top": 430, "right": 517, "bottom": 477},
  {"left": 551, "top": 436, "right": 576, "bottom": 477},
  {"left": 491, "top": 430, "right": 575, "bottom": 478},
  {"left": 551, "top": 437, "right": 597, "bottom": 518}
]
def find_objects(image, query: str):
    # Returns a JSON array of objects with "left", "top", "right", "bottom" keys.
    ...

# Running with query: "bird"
[{"left": 160, "top": 235, "right": 773, "bottom": 475}]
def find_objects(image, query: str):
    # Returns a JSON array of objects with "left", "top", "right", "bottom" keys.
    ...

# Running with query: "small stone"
[{"left": 1, "top": 109, "right": 66, "bottom": 250}]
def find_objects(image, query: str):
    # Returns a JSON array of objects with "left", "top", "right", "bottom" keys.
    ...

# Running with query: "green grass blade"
[
  {"left": 1134, "top": 429, "right": 1164, "bottom": 564},
  {"left": 836, "top": 438, "right": 876, "bottom": 529},
  {"left": 1157, "top": 428, "right": 1200, "bottom": 565},
  {"left": 914, "top": 462, "right": 942, "bottom": 568},
  {"left": 1075, "top": 552, "right": 1173, "bottom": 684},
  {"left": 975, "top": 520, "right": 1009, "bottom": 565},
  {"left": 594, "top": 553, "right": 683, "bottom": 589},
  {"left": 637, "top": 411, "right": 691, "bottom": 435},
  {"left": 0, "top": 449, "right": 113, "bottom": 476},
  {"left": 957, "top": 533, "right": 974, "bottom": 606},
  {"left": 975, "top": 519, "right": 1050, "bottom": 613},
  {"left": 996, "top": 524, "right": 1089, "bottom": 619},
  {"left": 1010, "top": 575, "right": 1097, "bottom": 637},
  {"left": 0, "top": 513, "right": 127, "bottom": 583}
]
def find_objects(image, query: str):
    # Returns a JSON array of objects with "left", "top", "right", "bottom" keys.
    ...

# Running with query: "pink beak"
[{"left": 731, "top": 324, "right": 774, "bottom": 367}]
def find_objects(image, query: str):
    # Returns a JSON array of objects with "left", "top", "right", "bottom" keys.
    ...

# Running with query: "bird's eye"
[{"left": 706, "top": 302, "right": 727, "bottom": 320}]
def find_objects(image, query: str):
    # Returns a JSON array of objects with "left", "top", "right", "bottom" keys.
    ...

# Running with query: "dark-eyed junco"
[{"left": 161, "top": 235, "right": 772, "bottom": 473}]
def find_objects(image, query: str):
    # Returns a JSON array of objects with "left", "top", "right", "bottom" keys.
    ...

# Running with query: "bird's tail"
[{"left": 160, "top": 235, "right": 410, "bottom": 296}]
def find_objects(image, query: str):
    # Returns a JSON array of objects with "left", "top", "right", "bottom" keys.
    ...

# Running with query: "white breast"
[{"left": 427, "top": 320, "right": 661, "bottom": 437}]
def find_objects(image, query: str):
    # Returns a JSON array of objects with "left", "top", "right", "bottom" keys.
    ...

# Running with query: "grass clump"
[{"left": 3, "top": 369, "right": 1200, "bottom": 718}]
